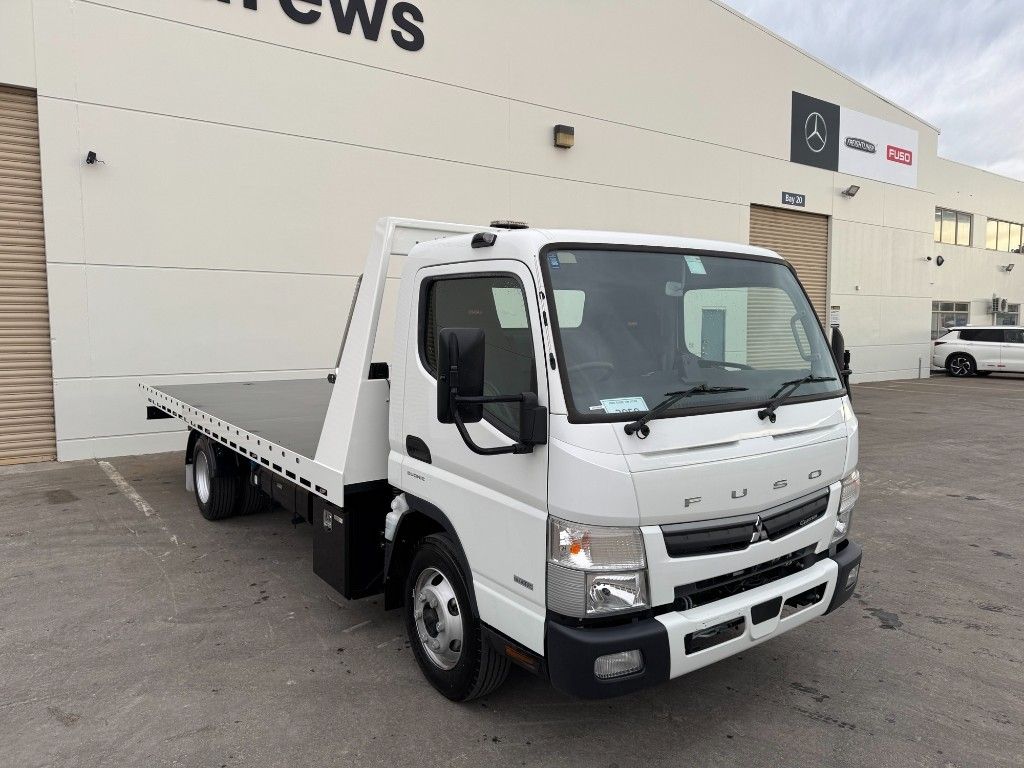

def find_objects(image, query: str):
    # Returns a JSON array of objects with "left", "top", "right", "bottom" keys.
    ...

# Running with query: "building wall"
[
  {"left": 933, "top": 158, "right": 1024, "bottom": 326},
  {"left": 0, "top": 0, "right": 1019, "bottom": 459}
]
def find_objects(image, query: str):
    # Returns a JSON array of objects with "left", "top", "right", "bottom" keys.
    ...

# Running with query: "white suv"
[{"left": 932, "top": 326, "right": 1024, "bottom": 376}]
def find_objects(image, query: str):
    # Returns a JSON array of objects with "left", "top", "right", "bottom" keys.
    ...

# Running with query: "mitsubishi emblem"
[
  {"left": 750, "top": 515, "right": 765, "bottom": 543},
  {"left": 804, "top": 112, "right": 827, "bottom": 153}
]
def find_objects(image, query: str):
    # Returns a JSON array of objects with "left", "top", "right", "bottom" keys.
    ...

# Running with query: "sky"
[{"left": 720, "top": 0, "right": 1024, "bottom": 181}]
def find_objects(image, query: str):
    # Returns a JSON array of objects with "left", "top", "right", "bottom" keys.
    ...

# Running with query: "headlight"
[
  {"left": 587, "top": 571, "right": 648, "bottom": 614},
  {"left": 547, "top": 518, "right": 649, "bottom": 617},
  {"left": 832, "top": 469, "right": 860, "bottom": 543}
]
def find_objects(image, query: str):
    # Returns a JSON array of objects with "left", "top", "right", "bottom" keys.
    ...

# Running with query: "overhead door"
[
  {"left": 0, "top": 85, "right": 56, "bottom": 464},
  {"left": 749, "top": 204, "right": 829, "bottom": 322},
  {"left": 746, "top": 205, "right": 829, "bottom": 370}
]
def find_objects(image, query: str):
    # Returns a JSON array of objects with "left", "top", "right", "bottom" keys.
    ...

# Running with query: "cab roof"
[{"left": 419, "top": 227, "right": 784, "bottom": 262}]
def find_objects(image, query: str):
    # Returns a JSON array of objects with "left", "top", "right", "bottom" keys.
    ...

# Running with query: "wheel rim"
[
  {"left": 195, "top": 450, "right": 212, "bottom": 504},
  {"left": 412, "top": 566, "right": 464, "bottom": 670},
  {"left": 951, "top": 356, "right": 973, "bottom": 376}
]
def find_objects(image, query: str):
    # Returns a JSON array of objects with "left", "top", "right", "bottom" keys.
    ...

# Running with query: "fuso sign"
[{"left": 886, "top": 145, "right": 913, "bottom": 166}]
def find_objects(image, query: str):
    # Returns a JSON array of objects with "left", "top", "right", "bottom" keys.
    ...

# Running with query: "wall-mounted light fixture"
[
  {"left": 927, "top": 255, "right": 945, "bottom": 267},
  {"left": 1002, "top": 263, "right": 1016, "bottom": 272},
  {"left": 84, "top": 151, "right": 104, "bottom": 165},
  {"left": 553, "top": 124, "right": 575, "bottom": 149},
  {"left": 841, "top": 184, "right": 860, "bottom": 198}
]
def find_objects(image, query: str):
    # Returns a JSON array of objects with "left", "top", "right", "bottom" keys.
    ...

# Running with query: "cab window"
[{"left": 422, "top": 275, "right": 537, "bottom": 435}]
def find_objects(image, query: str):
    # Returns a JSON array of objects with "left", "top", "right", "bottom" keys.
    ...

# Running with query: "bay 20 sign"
[
  {"left": 790, "top": 92, "right": 919, "bottom": 189},
  {"left": 213, "top": 0, "right": 425, "bottom": 52}
]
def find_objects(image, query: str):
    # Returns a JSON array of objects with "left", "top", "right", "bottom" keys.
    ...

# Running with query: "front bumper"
[{"left": 546, "top": 540, "right": 862, "bottom": 699}]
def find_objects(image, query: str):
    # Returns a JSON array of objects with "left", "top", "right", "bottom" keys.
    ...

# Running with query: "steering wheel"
[{"left": 567, "top": 361, "right": 616, "bottom": 382}]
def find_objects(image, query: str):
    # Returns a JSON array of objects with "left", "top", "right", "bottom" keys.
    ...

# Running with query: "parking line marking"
[
  {"left": 99, "top": 461, "right": 155, "bottom": 517},
  {"left": 342, "top": 620, "right": 373, "bottom": 633}
]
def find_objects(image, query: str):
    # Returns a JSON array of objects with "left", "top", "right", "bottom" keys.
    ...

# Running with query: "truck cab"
[
  {"left": 385, "top": 226, "right": 861, "bottom": 699},
  {"left": 145, "top": 219, "right": 861, "bottom": 701}
]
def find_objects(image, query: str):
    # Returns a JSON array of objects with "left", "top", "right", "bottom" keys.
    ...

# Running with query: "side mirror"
[
  {"left": 830, "top": 325, "right": 845, "bottom": 366},
  {"left": 831, "top": 326, "right": 853, "bottom": 395},
  {"left": 437, "top": 328, "right": 485, "bottom": 424},
  {"left": 436, "top": 327, "right": 547, "bottom": 456}
]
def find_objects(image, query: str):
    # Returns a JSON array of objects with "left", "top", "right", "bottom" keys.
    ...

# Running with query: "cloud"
[{"left": 720, "top": 0, "right": 1024, "bottom": 181}]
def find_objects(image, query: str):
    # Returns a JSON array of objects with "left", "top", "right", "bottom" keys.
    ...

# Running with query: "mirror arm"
[{"left": 451, "top": 403, "right": 533, "bottom": 456}]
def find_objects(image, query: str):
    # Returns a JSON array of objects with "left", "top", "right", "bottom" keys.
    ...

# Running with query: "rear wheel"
[
  {"left": 193, "top": 437, "right": 239, "bottom": 520},
  {"left": 946, "top": 353, "right": 975, "bottom": 377},
  {"left": 403, "top": 534, "right": 510, "bottom": 701},
  {"left": 236, "top": 475, "right": 271, "bottom": 515}
]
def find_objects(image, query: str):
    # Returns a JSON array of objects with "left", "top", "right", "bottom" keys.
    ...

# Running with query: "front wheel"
[
  {"left": 946, "top": 353, "right": 975, "bottom": 377},
  {"left": 403, "top": 534, "right": 510, "bottom": 701}
]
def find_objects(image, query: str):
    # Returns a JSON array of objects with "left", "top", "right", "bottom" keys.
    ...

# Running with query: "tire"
[
  {"left": 236, "top": 474, "right": 271, "bottom": 516},
  {"left": 404, "top": 533, "right": 510, "bottom": 701},
  {"left": 192, "top": 436, "right": 239, "bottom": 521},
  {"left": 946, "top": 353, "right": 976, "bottom": 377}
]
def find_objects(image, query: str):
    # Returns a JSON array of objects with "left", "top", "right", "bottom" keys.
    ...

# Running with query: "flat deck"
[{"left": 156, "top": 379, "right": 332, "bottom": 460}]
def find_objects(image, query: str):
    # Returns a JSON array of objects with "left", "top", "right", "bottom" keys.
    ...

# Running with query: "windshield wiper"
[
  {"left": 624, "top": 385, "right": 749, "bottom": 438},
  {"left": 757, "top": 375, "right": 837, "bottom": 423}
]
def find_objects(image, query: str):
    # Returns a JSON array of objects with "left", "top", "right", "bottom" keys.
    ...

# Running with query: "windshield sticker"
[
  {"left": 684, "top": 255, "right": 707, "bottom": 275},
  {"left": 548, "top": 253, "right": 561, "bottom": 269},
  {"left": 600, "top": 396, "right": 649, "bottom": 414}
]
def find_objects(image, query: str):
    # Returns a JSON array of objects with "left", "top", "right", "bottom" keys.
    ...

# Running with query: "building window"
[
  {"left": 934, "top": 208, "right": 972, "bottom": 246},
  {"left": 995, "top": 302, "right": 1020, "bottom": 326},
  {"left": 985, "top": 218, "right": 1024, "bottom": 252},
  {"left": 932, "top": 301, "right": 969, "bottom": 339}
]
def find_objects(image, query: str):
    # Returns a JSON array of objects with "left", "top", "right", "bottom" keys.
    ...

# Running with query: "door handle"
[{"left": 406, "top": 435, "right": 432, "bottom": 464}]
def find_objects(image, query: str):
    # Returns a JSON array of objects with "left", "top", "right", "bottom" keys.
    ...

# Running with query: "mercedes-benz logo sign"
[{"left": 804, "top": 112, "right": 827, "bottom": 153}]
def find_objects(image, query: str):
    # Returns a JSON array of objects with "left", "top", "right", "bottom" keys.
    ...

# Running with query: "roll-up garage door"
[
  {"left": 749, "top": 204, "right": 829, "bottom": 322},
  {"left": 0, "top": 85, "right": 56, "bottom": 464}
]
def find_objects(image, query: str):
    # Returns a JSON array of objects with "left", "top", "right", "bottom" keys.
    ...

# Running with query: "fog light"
[
  {"left": 594, "top": 649, "right": 644, "bottom": 680},
  {"left": 845, "top": 563, "right": 860, "bottom": 589}
]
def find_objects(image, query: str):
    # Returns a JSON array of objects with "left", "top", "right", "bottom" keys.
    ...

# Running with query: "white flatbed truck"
[{"left": 142, "top": 217, "right": 862, "bottom": 700}]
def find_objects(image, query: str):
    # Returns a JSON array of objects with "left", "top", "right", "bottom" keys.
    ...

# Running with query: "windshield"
[{"left": 542, "top": 247, "right": 844, "bottom": 421}]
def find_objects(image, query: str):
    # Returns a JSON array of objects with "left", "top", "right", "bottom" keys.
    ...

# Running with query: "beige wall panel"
[
  {"left": 510, "top": 174, "right": 745, "bottom": 243},
  {"left": 0, "top": 0, "right": 37, "bottom": 89},
  {"left": 85, "top": 0, "right": 512, "bottom": 97},
  {"left": 71, "top": 3, "right": 510, "bottom": 171},
  {"left": 739, "top": 155, "right": 836, "bottom": 218},
  {"left": 37, "top": 98, "right": 85, "bottom": 265},
  {"left": 77, "top": 266, "right": 351, "bottom": 377},
  {"left": 509, "top": 102, "right": 742, "bottom": 205},
  {"left": 44, "top": 263, "right": 91, "bottom": 378},
  {"left": 508, "top": 0, "right": 936, "bottom": 162},
  {"left": 72, "top": 105, "right": 510, "bottom": 273},
  {"left": 830, "top": 220, "right": 931, "bottom": 299},
  {"left": 58, "top": 430, "right": 185, "bottom": 462},
  {"left": 28, "top": 0, "right": 75, "bottom": 99}
]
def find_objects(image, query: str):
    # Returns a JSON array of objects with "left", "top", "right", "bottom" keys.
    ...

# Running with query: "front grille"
[
  {"left": 674, "top": 545, "right": 819, "bottom": 610},
  {"left": 661, "top": 491, "right": 829, "bottom": 558}
]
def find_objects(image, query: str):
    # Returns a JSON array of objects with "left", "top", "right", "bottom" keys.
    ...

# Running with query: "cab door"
[
  {"left": 1001, "top": 328, "right": 1024, "bottom": 372},
  {"left": 400, "top": 260, "right": 549, "bottom": 653}
]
